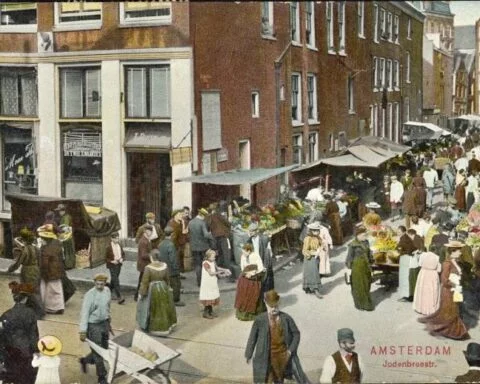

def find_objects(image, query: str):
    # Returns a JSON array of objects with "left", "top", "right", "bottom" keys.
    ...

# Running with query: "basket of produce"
[
  {"left": 75, "top": 249, "right": 90, "bottom": 269},
  {"left": 386, "top": 250, "right": 400, "bottom": 264},
  {"left": 373, "top": 252, "right": 387, "bottom": 264}
]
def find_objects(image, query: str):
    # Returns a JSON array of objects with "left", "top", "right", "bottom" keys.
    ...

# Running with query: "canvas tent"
[{"left": 402, "top": 121, "right": 451, "bottom": 143}]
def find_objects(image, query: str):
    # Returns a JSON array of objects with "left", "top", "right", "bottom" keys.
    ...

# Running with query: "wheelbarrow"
[{"left": 86, "top": 330, "right": 181, "bottom": 383}]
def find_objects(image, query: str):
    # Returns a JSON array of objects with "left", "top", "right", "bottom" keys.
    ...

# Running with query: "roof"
[
  {"left": 175, "top": 164, "right": 298, "bottom": 185},
  {"left": 403, "top": 121, "right": 451, "bottom": 141},
  {"left": 424, "top": 1, "right": 453, "bottom": 16},
  {"left": 454, "top": 25, "right": 476, "bottom": 50}
]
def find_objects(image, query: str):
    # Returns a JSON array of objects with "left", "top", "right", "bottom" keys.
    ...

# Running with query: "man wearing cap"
[
  {"left": 54, "top": 203, "right": 76, "bottom": 270},
  {"left": 134, "top": 225, "right": 153, "bottom": 301},
  {"left": 79, "top": 273, "right": 112, "bottom": 384},
  {"left": 319, "top": 328, "right": 364, "bottom": 383},
  {"left": 135, "top": 212, "right": 164, "bottom": 249},
  {"left": 188, "top": 208, "right": 215, "bottom": 287},
  {"left": 105, "top": 232, "right": 125, "bottom": 304},
  {"left": 245, "top": 289, "right": 310, "bottom": 384},
  {"left": 456, "top": 343, "right": 480, "bottom": 382}
]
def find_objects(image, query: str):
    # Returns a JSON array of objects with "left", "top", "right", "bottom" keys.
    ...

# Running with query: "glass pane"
[
  {"left": 20, "top": 73, "right": 37, "bottom": 116},
  {"left": 150, "top": 66, "right": 170, "bottom": 118},
  {"left": 85, "top": 68, "right": 101, "bottom": 117},
  {"left": 62, "top": 70, "right": 83, "bottom": 118},
  {"left": 1, "top": 74, "right": 18, "bottom": 115},
  {"left": 127, "top": 68, "right": 146, "bottom": 117}
]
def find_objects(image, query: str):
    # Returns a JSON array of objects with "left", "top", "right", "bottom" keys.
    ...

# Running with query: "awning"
[
  {"left": 457, "top": 114, "right": 480, "bottom": 121},
  {"left": 175, "top": 164, "right": 298, "bottom": 185},
  {"left": 124, "top": 124, "right": 171, "bottom": 152},
  {"left": 403, "top": 121, "right": 451, "bottom": 141}
]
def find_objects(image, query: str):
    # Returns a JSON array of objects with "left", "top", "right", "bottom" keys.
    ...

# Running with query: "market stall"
[{"left": 5, "top": 193, "right": 121, "bottom": 268}]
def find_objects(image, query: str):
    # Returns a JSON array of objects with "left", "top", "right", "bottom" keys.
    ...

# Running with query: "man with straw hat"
[
  {"left": 455, "top": 342, "right": 480, "bottom": 382},
  {"left": 245, "top": 290, "right": 310, "bottom": 383}
]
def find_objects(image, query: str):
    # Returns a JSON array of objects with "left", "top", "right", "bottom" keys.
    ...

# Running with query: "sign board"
[
  {"left": 63, "top": 131, "right": 102, "bottom": 157},
  {"left": 170, "top": 147, "right": 192, "bottom": 166}
]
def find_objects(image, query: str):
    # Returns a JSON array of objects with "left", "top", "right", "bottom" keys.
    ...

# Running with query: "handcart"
[
  {"left": 86, "top": 330, "right": 181, "bottom": 384},
  {"left": 372, "top": 262, "right": 399, "bottom": 291}
]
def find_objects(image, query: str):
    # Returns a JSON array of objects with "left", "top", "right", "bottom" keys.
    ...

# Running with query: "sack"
[{"left": 344, "top": 270, "right": 352, "bottom": 285}]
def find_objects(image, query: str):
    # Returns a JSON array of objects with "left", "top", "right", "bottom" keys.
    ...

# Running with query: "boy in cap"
[
  {"left": 456, "top": 342, "right": 480, "bottom": 382},
  {"left": 319, "top": 328, "right": 364, "bottom": 383},
  {"left": 79, "top": 273, "right": 112, "bottom": 384},
  {"left": 135, "top": 212, "right": 164, "bottom": 248},
  {"left": 105, "top": 232, "right": 125, "bottom": 304}
]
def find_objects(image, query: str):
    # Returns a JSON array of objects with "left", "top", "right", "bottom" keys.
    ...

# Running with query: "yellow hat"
[
  {"left": 145, "top": 212, "right": 155, "bottom": 219},
  {"left": 38, "top": 335, "right": 62, "bottom": 356},
  {"left": 37, "top": 224, "right": 57, "bottom": 240},
  {"left": 198, "top": 208, "right": 209, "bottom": 216},
  {"left": 93, "top": 273, "right": 108, "bottom": 282},
  {"left": 264, "top": 290, "right": 280, "bottom": 307}
]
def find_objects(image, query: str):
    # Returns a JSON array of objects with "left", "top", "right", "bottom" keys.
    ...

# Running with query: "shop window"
[
  {"left": 55, "top": 2, "right": 102, "bottom": 25},
  {"left": 60, "top": 67, "right": 101, "bottom": 118},
  {"left": 0, "top": 67, "right": 37, "bottom": 117},
  {"left": 0, "top": 2, "right": 37, "bottom": 32},
  {"left": 62, "top": 126, "right": 102, "bottom": 205},
  {"left": 125, "top": 65, "right": 170, "bottom": 119},
  {"left": 2, "top": 124, "right": 37, "bottom": 210},
  {"left": 120, "top": 2, "right": 171, "bottom": 25}
]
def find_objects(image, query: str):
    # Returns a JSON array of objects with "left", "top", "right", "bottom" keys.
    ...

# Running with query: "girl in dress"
[
  {"left": 199, "top": 249, "right": 231, "bottom": 319},
  {"left": 32, "top": 335, "right": 62, "bottom": 384}
]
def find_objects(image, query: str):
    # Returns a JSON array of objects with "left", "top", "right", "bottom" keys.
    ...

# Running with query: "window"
[
  {"left": 388, "top": 102, "right": 393, "bottom": 140},
  {"left": 307, "top": 74, "right": 317, "bottom": 122},
  {"left": 251, "top": 91, "right": 259, "bottom": 118},
  {"left": 394, "top": 102, "right": 400, "bottom": 142},
  {"left": 373, "top": 4, "right": 379, "bottom": 43},
  {"left": 0, "top": 67, "right": 37, "bottom": 116},
  {"left": 0, "top": 2, "right": 36, "bottom": 32},
  {"left": 308, "top": 132, "right": 318, "bottom": 162},
  {"left": 338, "top": 131, "right": 347, "bottom": 148},
  {"left": 406, "top": 52, "right": 411, "bottom": 83},
  {"left": 306, "top": 1, "right": 315, "bottom": 47},
  {"left": 60, "top": 67, "right": 101, "bottom": 118},
  {"left": 292, "top": 134, "right": 302, "bottom": 164},
  {"left": 386, "top": 59, "right": 392, "bottom": 89},
  {"left": 120, "top": 2, "right": 171, "bottom": 25},
  {"left": 373, "top": 104, "right": 378, "bottom": 136},
  {"left": 125, "top": 65, "right": 170, "bottom": 118},
  {"left": 347, "top": 75, "right": 354, "bottom": 112},
  {"left": 379, "top": 8, "right": 386, "bottom": 37},
  {"left": 393, "top": 15, "right": 399, "bottom": 43},
  {"left": 407, "top": 17, "right": 412, "bottom": 39},
  {"left": 357, "top": 2, "right": 364, "bottom": 38},
  {"left": 326, "top": 2, "right": 334, "bottom": 52},
  {"left": 55, "top": 2, "right": 102, "bottom": 26},
  {"left": 261, "top": 1, "right": 274, "bottom": 36},
  {"left": 373, "top": 57, "right": 378, "bottom": 89},
  {"left": 291, "top": 73, "right": 302, "bottom": 123},
  {"left": 381, "top": 108, "right": 386, "bottom": 137},
  {"left": 290, "top": 1, "right": 300, "bottom": 43},
  {"left": 329, "top": 133, "right": 335, "bottom": 151},
  {"left": 338, "top": 1, "right": 346, "bottom": 53},
  {"left": 201, "top": 91, "right": 222, "bottom": 151},
  {"left": 369, "top": 105, "right": 374, "bottom": 132},
  {"left": 404, "top": 97, "right": 410, "bottom": 121},
  {"left": 380, "top": 58, "right": 385, "bottom": 88},
  {"left": 393, "top": 60, "right": 400, "bottom": 88},
  {"left": 387, "top": 12, "right": 393, "bottom": 41}
]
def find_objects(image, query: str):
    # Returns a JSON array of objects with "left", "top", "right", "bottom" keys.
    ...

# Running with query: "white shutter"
[
  {"left": 85, "top": 68, "right": 100, "bottom": 117},
  {"left": 201, "top": 91, "right": 222, "bottom": 151},
  {"left": 62, "top": 70, "right": 83, "bottom": 118},
  {"left": 150, "top": 66, "right": 170, "bottom": 118},
  {"left": 127, "top": 68, "right": 146, "bottom": 117}
]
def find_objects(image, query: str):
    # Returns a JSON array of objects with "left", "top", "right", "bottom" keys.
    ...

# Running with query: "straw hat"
[
  {"left": 37, "top": 224, "right": 57, "bottom": 239},
  {"left": 198, "top": 208, "right": 209, "bottom": 216},
  {"left": 38, "top": 335, "right": 62, "bottom": 356},
  {"left": 93, "top": 273, "right": 108, "bottom": 282},
  {"left": 365, "top": 202, "right": 381, "bottom": 209},
  {"left": 145, "top": 212, "right": 155, "bottom": 219},
  {"left": 445, "top": 240, "right": 464, "bottom": 248},
  {"left": 307, "top": 222, "right": 322, "bottom": 231},
  {"left": 264, "top": 290, "right": 280, "bottom": 307}
]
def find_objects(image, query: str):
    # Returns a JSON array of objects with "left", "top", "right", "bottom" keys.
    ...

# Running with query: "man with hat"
[
  {"left": 389, "top": 175, "right": 404, "bottom": 221},
  {"left": 135, "top": 212, "right": 164, "bottom": 249},
  {"left": 245, "top": 289, "right": 310, "bottom": 384},
  {"left": 319, "top": 328, "right": 364, "bottom": 383},
  {"left": 79, "top": 273, "right": 112, "bottom": 384},
  {"left": 188, "top": 208, "right": 215, "bottom": 287},
  {"left": 54, "top": 203, "right": 76, "bottom": 270},
  {"left": 135, "top": 224, "right": 153, "bottom": 301},
  {"left": 456, "top": 342, "right": 480, "bottom": 382},
  {"left": 0, "top": 281, "right": 39, "bottom": 384},
  {"left": 105, "top": 232, "right": 125, "bottom": 304}
]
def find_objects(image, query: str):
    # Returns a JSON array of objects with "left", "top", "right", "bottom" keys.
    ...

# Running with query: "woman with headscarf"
[
  {"left": 455, "top": 169, "right": 468, "bottom": 212},
  {"left": 137, "top": 249, "right": 177, "bottom": 336},
  {"left": 419, "top": 241, "right": 470, "bottom": 340},
  {"left": 302, "top": 222, "right": 323, "bottom": 299},
  {"left": 346, "top": 226, "right": 374, "bottom": 311}
]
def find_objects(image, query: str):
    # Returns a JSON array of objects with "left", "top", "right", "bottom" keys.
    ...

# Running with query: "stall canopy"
[
  {"left": 6, "top": 193, "right": 121, "bottom": 238},
  {"left": 175, "top": 164, "right": 298, "bottom": 185},
  {"left": 293, "top": 136, "right": 410, "bottom": 171},
  {"left": 402, "top": 121, "right": 451, "bottom": 143}
]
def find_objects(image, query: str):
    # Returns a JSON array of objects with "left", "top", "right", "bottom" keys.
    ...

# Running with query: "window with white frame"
[
  {"left": 0, "top": 2, "right": 37, "bottom": 32},
  {"left": 357, "top": 2, "right": 365, "bottom": 38},
  {"left": 292, "top": 134, "right": 302, "bottom": 164},
  {"left": 369, "top": 105, "right": 374, "bottom": 132},
  {"left": 251, "top": 91, "right": 259, "bottom": 118},
  {"left": 55, "top": 2, "right": 102, "bottom": 25},
  {"left": 306, "top": 1, "right": 315, "bottom": 47},
  {"left": 125, "top": 65, "right": 170, "bottom": 118},
  {"left": 373, "top": 104, "right": 378, "bottom": 136},
  {"left": 386, "top": 59, "right": 392, "bottom": 89},
  {"left": 60, "top": 67, "right": 101, "bottom": 118},
  {"left": 338, "top": 1, "right": 346, "bottom": 53},
  {"left": 379, "top": 8, "right": 386, "bottom": 37},
  {"left": 120, "top": 2, "right": 171, "bottom": 25},
  {"left": 348, "top": 75, "right": 354, "bottom": 112},
  {"left": 291, "top": 73, "right": 302, "bottom": 123},
  {"left": 404, "top": 97, "right": 410, "bottom": 121},
  {"left": 326, "top": 2, "right": 334, "bottom": 52},
  {"left": 308, "top": 132, "right": 318, "bottom": 162},
  {"left": 394, "top": 102, "right": 400, "bottom": 142},
  {"left": 373, "top": 4, "right": 379, "bottom": 42},
  {"left": 393, "top": 15, "right": 399, "bottom": 43},
  {"left": 329, "top": 133, "right": 335, "bottom": 151},
  {"left": 387, "top": 12, "right": 393, "bottom": 41},
  {"left": 380, "top": 58, "right": 385, "bottom": 88},
  {"left": 307, "top": 74, "right": 317, "bottom": 122},
  {"left": 393, "top": 60, "right": 399, "bottom": 88},
  {"left": 261, "top": 1, "right": 274, "bottom": 36},
  {"left": 407, "top": 17, "right": 412, "bottom": 39},
  {"left": 373, "top": 57, "right": 378, "bottom": 89},
  {"left": 406, "top": 52, "right": 411, "bottom": 83},
  {"left": 0, "top": 67, "right": 37, "bottom": 116},
  {"left": 290, "top": 1, "right": 300, "bottom": 43},
  {"left": 381, "top": 107, "right": 386, "bottom": 137},
  {"left": 388, "top": 102, "right": 393, "bottom": 140}
]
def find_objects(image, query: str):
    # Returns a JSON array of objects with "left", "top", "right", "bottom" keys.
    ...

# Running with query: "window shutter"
[
  {"left": 127, "top": 68, "right": 146, "bottom": 117},
  {"left": 0, "top": 74, "right": 19, "bottom": 115},
  {"left": 150, "top": 66, "right": 170, "bottom": 118},
  {"left": 62, "top": 70, "right": 83, "bottom": 118},
  {"left": 201, "top": 91, "right": 222, "bottom": 151},
  {"left": 85, "top": 68, "right": 101, "bottom": 117}
]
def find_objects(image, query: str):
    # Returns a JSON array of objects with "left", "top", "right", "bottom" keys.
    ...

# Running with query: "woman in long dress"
[
  {"left": 302, "top": 222, "right": 323, "bottom": 299},
  {"left": 419, "top": 242, "right": 470, "bottom": 340},
  {"left": 324, "top": 195, "right": 343, "bottom": 245},
  {"left": 346, "top": 226, "right": 374, "bottom": 311},
  {"left": 455, "top": 169, "right": 467, "bottom": 212},
  {"left": 137, "top": 249, "right": 177, "bottom": 336},
  {"left": 234, "top": 243, "right": 266, "bottom": 321},
  {"left": 413, "top": 251, "right": 441, "bottom": 315}
]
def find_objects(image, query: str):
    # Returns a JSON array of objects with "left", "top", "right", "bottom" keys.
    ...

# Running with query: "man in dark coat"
[
  {"left": 245, "top": 290, "right": 310, "bottom": 384},
  {"left": 188, "top": 208, "right": 214, "bottom": 287},
  {"left": 135, "top": 212, "right": 164, "bottom": 249},
  {"left": 456, "top": 342, "right": 480, "bottom": 383},
  {"left": 134, "top": 225, "right": 152, "bottom": 301},
  {"left": 402, "top": 185, "right": 417, "bottom": 229}
]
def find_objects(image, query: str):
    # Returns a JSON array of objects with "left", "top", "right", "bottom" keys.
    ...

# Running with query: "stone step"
[
  {"left": 123, "top": 246, "right": 137, "bottom": 262},
  {"left": 121, "top": 238, "right": 137, "bottom": 249}
]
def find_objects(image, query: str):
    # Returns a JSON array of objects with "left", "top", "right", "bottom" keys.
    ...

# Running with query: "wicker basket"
[{"left": 286, "top": 218, "right": 302, "bottom": 229}]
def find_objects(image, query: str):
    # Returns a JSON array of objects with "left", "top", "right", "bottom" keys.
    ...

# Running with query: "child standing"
[
  {"left": 32, "top": 335, "right": 62, "bottom": 384},
  {"left": 199, "top": 249, "right": 231, "bottom": 319}
]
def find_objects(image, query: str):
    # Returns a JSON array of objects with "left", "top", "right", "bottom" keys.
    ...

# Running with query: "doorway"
[{"left": 127, "top": 152, "right": 172, "bottom": 236}]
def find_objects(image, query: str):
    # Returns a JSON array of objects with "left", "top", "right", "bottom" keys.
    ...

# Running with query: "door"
[
  {"left": 127, "top": 152, "right": 172, "bottom": 236},
  {"left": 239, "top": 140, "right": 251, "bottom": 201}
]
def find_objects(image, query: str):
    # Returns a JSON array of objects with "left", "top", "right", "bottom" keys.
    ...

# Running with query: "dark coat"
[
  {"left": 245, "top": 311, "right": 307, "bottom": 384},
  {"left": 39, "top": 239, "right": 64, "bottom": 281},
  {"left": 158, "top": 238, "right": 179, "bottom": 277},
  {"left": 455, "top": 369, "right": 480, "bottom": 383},
  {"left": 188, "top": 216, "right": 214, "bottom": 252},
  {"left": 396, "top": 234, "right": 416, "bottom": 255},
  {"left": 402, "top": 189, "right": 417, "bottom": 216},
  {"left": 137, "top": 236, "right": 152, "bottom": 273},
  {"left": 105, "top": 243, "right": 125, "bottom": 268},
  {"left": 135, "top": 223, "right": 164, "bottom": 248}
]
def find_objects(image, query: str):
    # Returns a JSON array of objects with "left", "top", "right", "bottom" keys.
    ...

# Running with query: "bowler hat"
[
  {"left": 337, "top": 328, "right": 355, "bottom": 343},
  {"left": 464, "top": 343, "right": 480, "bottom": 362},
  {"left": 38, "top": 335, "right": 62, "bottom": 357},
  {"left": 264, "top": 290, "right": 280, "bottom": 307},
  {"left": 164, "top": 226, "right": 174, "bottom": 235},
  {"left": 365, "top": 202, "right": 381, "bottom": 209},
  {"left": 307, "top": 222, "right": 322, "bottom": 231}
]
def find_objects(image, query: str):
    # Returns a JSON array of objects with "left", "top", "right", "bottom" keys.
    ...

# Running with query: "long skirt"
[
  {"left": 455, "top": 185, "right": 467, "bottom": 211},
  {"left": 328, "top": 213, "right": 344, "bottom": 246},
  {"left": 235, "top": 273, "right": 265, "bottom": 321},
  {"left": 318, "top": 249, "right": 331, "bottom": 275},
  {"left": 351, "top": 256, "right": 374, "bottom": 311},
  {"left": 40, "top": 279, "right": 64, "bottom": 313},
  {"left": 137, "top": 280, "right": 177, "bottom": 336},
  {"left": 398, "top": 255, "right": 411, "bottom": 298},
  {"left": 413, "top": 269, "right": 440, "bottom": 315},
  {"left": 303, "top": 257, "right": 322, "bottom": 291}
]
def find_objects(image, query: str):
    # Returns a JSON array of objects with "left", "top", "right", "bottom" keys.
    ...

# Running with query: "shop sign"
[
  {"left": 64, "top": 131, "right": 102, "bottom": 157},
  {"left": 5, "top": 143, "right": 34, "bottom": 172}
]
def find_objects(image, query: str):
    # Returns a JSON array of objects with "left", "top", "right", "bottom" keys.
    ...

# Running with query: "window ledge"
[
  {"left": 358, "top": 34, "right": 366, "bottom": 39},
  {"left": 338, "top": 50, "right": 347, "bottom": 57},
  {"left": 327, "top": 49, "right": 336, "bottom": 56},
  {"left": 374, "top": 39, "right": 379, "bottom": 44},
  {"left": 348, "top": 110, "right": 356, "bottom": 115},
  {"left": 406, "top": 80, "right": 411, "bottom": 84},
  {"left": 308, "top": 120, "right": 320, "bottom": 125},
  {"left": 0, "top": 211, "right": 12, "bottom": 220},
  {"left": 0, "top": 25, "right": 37, "bottom": 33},
  {"left": 291, "top": 40, "right": 302, "bottom": 47},
  {"left": 53, "top": 22, "right": 102, "bottom": 32},
  {"left": 118, "top": 21, "right": 172, "bottom": 28},
  {"left": 261, "top": 34, "right": 277, "bottom": 41},
  {"left": 252, "top": 115, "right": 259, "bottom": 119},
  {"left": 292, "top": 121, "right": 304, "bottom": 127},
  {"left": 307, "top": 45, "right": 318, "bottom": 52},
  {"left": 373, "top": 88, "right": 379, "bottom": 92}
]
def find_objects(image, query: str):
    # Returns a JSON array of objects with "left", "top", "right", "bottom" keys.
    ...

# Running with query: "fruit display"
[
  {"left": 456, "top": 217, "right": 471, "bottom": 233},
  {"left": 466, "top": 233, "right": 480, "bottom": 250},
  {"left": 468, "top": 204, "right": 480, "bottom": 226}
]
